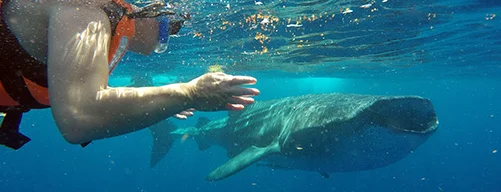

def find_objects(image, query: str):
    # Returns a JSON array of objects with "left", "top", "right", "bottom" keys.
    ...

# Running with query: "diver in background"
[
  {"left": 0, "top": 0, "right": 259, "bottom": 150},
  {"left": 130, "top": 73, "right": 155, "bottom": 87}
]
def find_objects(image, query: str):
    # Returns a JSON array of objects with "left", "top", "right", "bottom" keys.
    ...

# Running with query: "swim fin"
[{"left": 0, "top": 111, "right": 31, "bottom": 150}]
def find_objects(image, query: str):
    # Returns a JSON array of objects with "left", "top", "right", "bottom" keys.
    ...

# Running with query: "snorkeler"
[{"left": 0, "top": 0, "right": 259, "bottom": 150}]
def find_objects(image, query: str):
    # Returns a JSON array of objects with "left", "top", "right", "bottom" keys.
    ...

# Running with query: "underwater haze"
[{"left": 1, "top": 0, "right": 500, "bottom": 191}]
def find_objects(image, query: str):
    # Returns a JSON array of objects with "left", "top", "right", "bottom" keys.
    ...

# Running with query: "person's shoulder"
[{"left": 11, "top": 0, "right": 112, "bottom": 9}]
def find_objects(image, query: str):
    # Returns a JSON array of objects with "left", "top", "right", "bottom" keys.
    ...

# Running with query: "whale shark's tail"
[
  {"left": 149, "top": 117, "right": 212, "bottom": 167},
  {"left": 148, "top": 119, "right": 179, "bottom": 168}
]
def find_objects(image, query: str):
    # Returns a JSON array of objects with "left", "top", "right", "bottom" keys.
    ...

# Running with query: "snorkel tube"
[{"left": 155, "top": 17, "right": 170, "bottom": 54}]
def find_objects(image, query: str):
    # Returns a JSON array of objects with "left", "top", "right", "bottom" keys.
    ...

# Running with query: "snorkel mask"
[{"left": 127, "top": 1, "right": 190, "bottom": 54}]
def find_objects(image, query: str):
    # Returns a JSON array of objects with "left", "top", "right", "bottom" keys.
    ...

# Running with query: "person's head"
[
  {"left": 127, "top": 2, "right": 188, "bottom": 55},
  {"left": 128, "top": 18, "right": 159, "bottom": 55}
]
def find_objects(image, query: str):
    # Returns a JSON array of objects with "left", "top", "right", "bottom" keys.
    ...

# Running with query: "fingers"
[
  {"left": 226, "top": 104, "right": 245, "bottom": 110},
  {"left": 229, "top": 87, "right": 260, "bottom": 96},
  {"left": 185, "top": 108, "right": 196, "bottom": 113},
  {"left": 194, "top": 73, "right": 260, "bottom": 112},
  {"left": 229, "top": 96, "right": 254, "bottom": 105},
  {"left": 206, "top": 72, "right": 256, "bottom": 86},
  {"left": 225, "top": 77, "right": 258, "bottom": 111},
  {"left": 174, "top": 109, "right": 196, "bottom": 120},
  {"left": 179, "top": 110, "right": 194, "bottom": 116},
  {"left": 225, "top": 96, "right": 255, "bottom": 111},
  {"left": 229, "top": 76, "right": 257, "bottom": 86},
  {"left": 174, "top": 114, "right": 187, "bottom": 120}
]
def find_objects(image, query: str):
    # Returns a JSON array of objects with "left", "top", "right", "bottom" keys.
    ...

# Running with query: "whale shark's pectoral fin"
[{"left": 206, "top": 141, "right": 281, "bottom": 181}]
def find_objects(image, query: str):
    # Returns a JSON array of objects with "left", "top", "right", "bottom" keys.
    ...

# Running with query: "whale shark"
[{"left": 150, "top": 93, "right": 439, "bottom": 181}]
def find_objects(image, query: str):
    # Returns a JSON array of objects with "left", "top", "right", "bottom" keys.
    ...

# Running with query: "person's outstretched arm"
[{"left": 47, "top": 6, "right": 258, "bottom": 144}]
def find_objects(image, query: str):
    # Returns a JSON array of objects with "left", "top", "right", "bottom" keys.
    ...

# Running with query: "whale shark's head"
[
  {"left": 274, "top": 95, "right": 439, "bottom": 173},
  {"left": 368, "top": 97, "right": 439, "bottom": 134},
  {"left": 329, "top": 96, "right": 439, "bottom": 172}
]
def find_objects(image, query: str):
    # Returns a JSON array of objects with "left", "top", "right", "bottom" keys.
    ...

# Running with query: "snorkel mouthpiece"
[{"left": 154, "top": 17, "right": 170, "bottom": 54}]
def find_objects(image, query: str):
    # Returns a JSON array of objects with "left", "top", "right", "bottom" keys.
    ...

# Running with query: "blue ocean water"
[{"left": 1, "top": 0, "right": 500, "bottom": 191}]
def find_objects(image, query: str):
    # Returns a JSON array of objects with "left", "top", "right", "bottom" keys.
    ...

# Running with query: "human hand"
[
  {"left": 173, "top": 108, "right": 195, "bottom": 120},
  {"left": 187, "top": 72, "right": 260, "bottom": 111}
]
